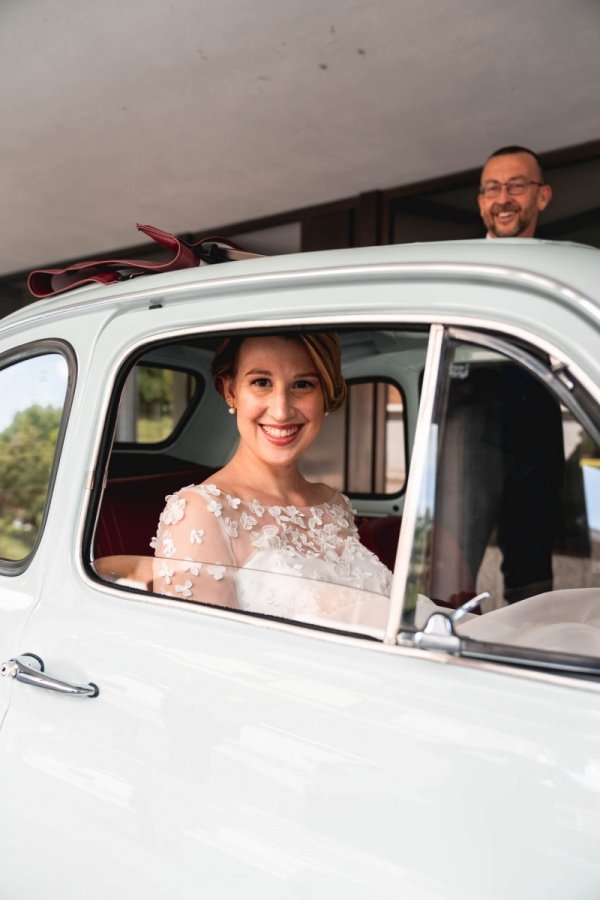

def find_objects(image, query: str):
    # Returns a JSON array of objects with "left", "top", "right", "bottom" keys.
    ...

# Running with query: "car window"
[
  {"left": 300, "top": 378, "right": 406, "bottom": 495},
  {"left": 0, "top": 349, "right": 71, "bottom": 564},
  {"left": 115, "top": 364, "right": 201, "bottom": 445},
  {"left": 95, "top": 554, "right": 390, "bottom": 637},
  {"left": 402, "top": 332, "right": 600, "bottom": 661},
  {"left": 90, "top": 327, "right": 430, "bottom": 637}
]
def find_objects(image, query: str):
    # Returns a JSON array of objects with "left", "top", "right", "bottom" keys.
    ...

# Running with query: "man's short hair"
[{"left": 486, "top": 145, "right": 545, "bottom": 182}]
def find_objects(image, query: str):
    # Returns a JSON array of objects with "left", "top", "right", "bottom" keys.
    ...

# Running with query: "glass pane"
[
  {"left": 300, "top": 379, "right": 406, "bottom": 495},
  {"left": 95, "top": 328, "right": 429, "bottom": 633},
  {"left": 299, "top": 400, "right": 345, "bottom": 490},
  {"left": 93, "top": 555, "right": 389, "bottom": 638},
  {"left": 429, "top": 347, "right": 569, "bottom": 608},
  {"left": 385, "top": 384, "right": 405, "bottom": 493},
  {"left": 403, "top": 337, "right": 600, "bottom": 657},
  {"left": 116, "top": 365, "right": 199, "bottom": 444},
  {"left": 0, "top": 353, "right": 68, "bottom": 560}
]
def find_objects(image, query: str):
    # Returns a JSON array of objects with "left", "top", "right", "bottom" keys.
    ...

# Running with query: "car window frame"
[
  {"left": 82, "top": 306, "right": 600, "bottom": 681},
  {"left": 389, "top": 323, "right": 600, "bottom": 678},
  {"left": 0, "top": 339, "right": 77, "bottom": 575},
  {"left": 343, "top": 375, "right": 409, "bottom": 501},
  {"left": 113, "top": 360, "right": 204, "bottom": 451},
  {"left": 85, "top": 322, "right": 437, "bottom": 643}
]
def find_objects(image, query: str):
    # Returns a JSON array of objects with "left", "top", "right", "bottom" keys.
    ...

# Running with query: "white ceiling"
[{"left": 1, "top": 0, "right": 598, "bottom": 276}]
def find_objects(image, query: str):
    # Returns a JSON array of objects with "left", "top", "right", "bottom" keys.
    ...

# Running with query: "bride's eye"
[
  {"left": 251, "top": 377, "right": 271, "bottom": 388},
  {"left": 293, "top": 379, "right": 318, "bottom": 391}
]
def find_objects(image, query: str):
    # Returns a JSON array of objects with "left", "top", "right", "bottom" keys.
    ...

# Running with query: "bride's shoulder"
[
  {"left": 165, "top": 481, "right": 239, "bottom": 516},
  {"left": 195, "top": 480, "right": 224, "bottom": 497},
  {"left": 310, "top": 483, "right": 349, "bottom": 508},
  {"left": 165, "top": 481, "right": 222, "bottom": 504},
  {"left": 194, "top": 480, "right": 246, "bottom": 513},
  {"left": 321, "top": 488, "right": 355, "bottom": 520}
]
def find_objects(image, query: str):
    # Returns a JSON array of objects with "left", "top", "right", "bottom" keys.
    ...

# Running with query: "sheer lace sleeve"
[
  {"left": 151, "top": 485, "right": 238, "bottom": 607},
  {"left": 152, "top": 482, "right": 392, "bottom": 616}
]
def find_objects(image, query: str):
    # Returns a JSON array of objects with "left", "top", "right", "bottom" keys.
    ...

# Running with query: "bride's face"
[{"left": 224, "top": 336, "right": 326, "bottom": 469}]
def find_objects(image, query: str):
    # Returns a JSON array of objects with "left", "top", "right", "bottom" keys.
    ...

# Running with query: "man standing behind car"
[
  {"left": 431, "top": 146, "right": 564, "bottom": 607},
  {"left": 477, "top": 145, "right": 552, "bottom": 238}
]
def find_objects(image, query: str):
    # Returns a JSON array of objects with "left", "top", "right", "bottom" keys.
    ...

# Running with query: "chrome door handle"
[{"left": 0, "top": 654, "right": 99, "bottom": 698}]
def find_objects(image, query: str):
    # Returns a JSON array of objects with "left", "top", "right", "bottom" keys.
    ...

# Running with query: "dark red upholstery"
[
  {"left": 96, "top": 477, "right": 405, "bottom": 582},
  {"left": 357, "top": 515, "right": 402, "bottom": 571},
  {"left": 356, "top": 515, "right": 480, "bottom": 610},
  {"left": 94, "top": 467, "right": 214, "bottom": 558}
]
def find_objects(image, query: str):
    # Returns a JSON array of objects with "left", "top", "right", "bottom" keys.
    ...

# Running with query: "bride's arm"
[{"left": 152, "top": 487, "right": 238, "bottom": 608}]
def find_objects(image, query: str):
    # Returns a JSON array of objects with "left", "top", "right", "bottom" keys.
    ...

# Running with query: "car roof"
[{"left": 4, "top": 238, "right": 600, "bottom": 334}]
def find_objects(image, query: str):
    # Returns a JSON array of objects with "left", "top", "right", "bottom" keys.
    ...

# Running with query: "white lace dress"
[{"left": 152, "top": 483, "right": 392, "bottom": 629}]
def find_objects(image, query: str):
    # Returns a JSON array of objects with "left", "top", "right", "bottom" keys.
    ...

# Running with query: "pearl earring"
[
  {"left": 228, "top": 406, "right": 236, "bottom": 415},
  {"left": 324, "top": 411, "right": 329, "bottom": 417}
]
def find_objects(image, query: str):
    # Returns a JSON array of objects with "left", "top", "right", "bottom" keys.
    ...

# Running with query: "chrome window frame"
[{"left": 386, "top": 324, "right": 600, "bottom": 674}]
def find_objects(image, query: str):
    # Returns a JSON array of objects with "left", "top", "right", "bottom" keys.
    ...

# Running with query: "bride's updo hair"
[{"left": 211, "top": 331, "right": 347, "bottom": 413}]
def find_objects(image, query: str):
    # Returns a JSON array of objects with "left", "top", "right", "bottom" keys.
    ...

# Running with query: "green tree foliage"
[
  {"left": 0, "top": 404, "right": 62, "bottom": 558},
  {"left": 136, "top": 366, "right": 173, "bottom": 418}
]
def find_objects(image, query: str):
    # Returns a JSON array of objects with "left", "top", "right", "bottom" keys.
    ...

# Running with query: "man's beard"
[{"left": 487, "top": 201, "right": 532, "bottom": 238}]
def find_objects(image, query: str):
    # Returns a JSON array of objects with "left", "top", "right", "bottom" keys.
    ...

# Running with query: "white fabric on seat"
[{"left": 458, "top": 588, "right": 600, "bottom": 655}]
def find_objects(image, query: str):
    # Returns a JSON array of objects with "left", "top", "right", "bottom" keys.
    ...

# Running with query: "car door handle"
[{"left": 0, "top": 654, "right": 99, "bottom": 698}]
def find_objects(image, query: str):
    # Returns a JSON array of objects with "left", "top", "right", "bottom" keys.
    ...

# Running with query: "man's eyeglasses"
[{"left": 479, "top": 178, "right": 544, "bottom": 198}]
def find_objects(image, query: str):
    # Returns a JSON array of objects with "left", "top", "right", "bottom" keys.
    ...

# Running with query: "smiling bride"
[{"left": 152, "top": 331, "right": 392, "bottom": 626}]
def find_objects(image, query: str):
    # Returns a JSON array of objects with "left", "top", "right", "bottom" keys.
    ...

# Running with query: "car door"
[{"left": 0, "top": 301, "right": 435, "bottom": 899}]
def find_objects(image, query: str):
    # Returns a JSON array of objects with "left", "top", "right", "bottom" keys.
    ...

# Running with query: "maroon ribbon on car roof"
[{"left": 27, "top": 224, "right": 261, "bottom": 299}]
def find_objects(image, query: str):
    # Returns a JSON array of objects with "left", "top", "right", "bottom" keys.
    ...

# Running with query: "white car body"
[{"left": 1, "top": 239, "right": 600, "bottom": 898}]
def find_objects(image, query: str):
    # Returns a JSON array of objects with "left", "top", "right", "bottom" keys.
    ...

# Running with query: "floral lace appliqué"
[
  {"left": 161, "top": 493, "right": 186, "bottom": 526},
  {"left": 195, "top": 484, "right": 391, "bottom": 595},
  {"left": 152, "top": 483, "right": 392, "bottom": 604}
]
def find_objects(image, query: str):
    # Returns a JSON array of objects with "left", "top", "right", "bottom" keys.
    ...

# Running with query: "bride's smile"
[
  {"left": 259, "top": 422, "right": 304, "bottom": 444},
  {"left": 225, "top": 336, "right": 325, "bottom": 468}
]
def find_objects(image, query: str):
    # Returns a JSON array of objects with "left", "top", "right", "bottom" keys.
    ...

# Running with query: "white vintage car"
[{"left": 1, "top": 238, "right": 600, "bottom": 898}]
